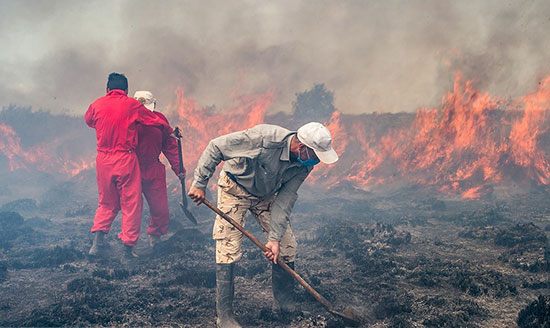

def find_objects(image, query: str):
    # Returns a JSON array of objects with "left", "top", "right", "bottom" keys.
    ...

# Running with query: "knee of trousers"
[
  {"left": 149, "top": 204, "right": 169, "bottom": 219},
  {"left": 278, "top": 233, "right": 298, "bottom": 263},
  {"left": 279, "top": 246, "right": 297, "bottom": 263},
  {"left": 215, "top": 237, "right": 244, "bottom": 264}
]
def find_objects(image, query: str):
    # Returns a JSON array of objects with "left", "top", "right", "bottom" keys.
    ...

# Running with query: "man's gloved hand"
[
  {"left": 264, "top": 240, "right": 280, "bottom": 264},
  {"left": 188, "top": 186, "right": 206, "bottom": 205}
]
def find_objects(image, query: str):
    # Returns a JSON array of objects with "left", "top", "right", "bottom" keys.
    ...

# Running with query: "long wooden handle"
[
  {"left": 202, "top": 198, "right": 335, "bottom": 312},
  {"left": 174, "top": 127, "right": 198, "bottom": 225},
  {"left": 176, "top": 137, "right": 187, "bottom": 206},
  {"left": 175, "top": 131, "right": 185, "bottom": 175}
]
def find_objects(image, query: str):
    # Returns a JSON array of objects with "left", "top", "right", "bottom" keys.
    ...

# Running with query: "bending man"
[{"left": 188, "top": 122, "right": 338, "bottom": 328}]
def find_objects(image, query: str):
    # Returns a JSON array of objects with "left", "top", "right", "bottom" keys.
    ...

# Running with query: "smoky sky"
[{"left": 1, "top": 0, "right": 550, "bottom": 115}]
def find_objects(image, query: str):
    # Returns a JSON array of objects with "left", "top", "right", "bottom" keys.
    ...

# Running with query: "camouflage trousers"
[{"left": 213, "top": 171, "right": 297, "bottom": 264}]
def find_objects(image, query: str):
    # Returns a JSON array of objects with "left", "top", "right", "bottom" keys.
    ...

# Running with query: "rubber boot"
[
  {"left": 272, "top": 262, "right": 296, "bottom": 314},
  {"left": 149, "top": 234, "right": 161, "bottom": 248},
  {"left": 124, "top": 244, "right": 138, "bottom": 258},
  {"left": 216, "top": 263, "right": 241, "bottom": 328},
  {"left": 88, "top": 231, "right": 105, "bottom": 256}
]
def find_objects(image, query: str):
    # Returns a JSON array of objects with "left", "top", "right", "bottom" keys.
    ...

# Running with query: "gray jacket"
[{"left": 192, "top": 124, "right": 311, "bottom": 241}]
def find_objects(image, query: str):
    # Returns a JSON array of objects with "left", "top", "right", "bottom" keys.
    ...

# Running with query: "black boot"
[
  {"left": 124, "top": 244, "right": 138, "bottom": 258},
  {"left": 272, "top": 262, "right": 296, "bottom": 314},
  {"left": 216, "top": 263, "right": 241, "bottom": 328},
  {"left": 88, "top": 231, "right": 105, "bottom": 256}
]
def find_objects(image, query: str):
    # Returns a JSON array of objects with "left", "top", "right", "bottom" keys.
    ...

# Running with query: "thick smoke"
[{"left": 1, "top": 0, "right": 550, "bottom": 115}]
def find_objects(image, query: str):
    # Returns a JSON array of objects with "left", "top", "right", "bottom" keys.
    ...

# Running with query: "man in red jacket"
[
  {"left": 133, "top": 90, "right": 185, "bottom": 247},
  {"left": 85, "top": 73, "right": 170, "bottom": 258}
]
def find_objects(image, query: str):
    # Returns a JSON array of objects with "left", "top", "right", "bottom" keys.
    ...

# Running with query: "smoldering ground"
[{"left": 3, "top": 175, "right": 550, "bottom": 327}]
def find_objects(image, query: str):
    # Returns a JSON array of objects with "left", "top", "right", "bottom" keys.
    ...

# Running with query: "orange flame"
[
  {"left": 3, "top": 73, "right": 550, "bottom": 200},
  {"left": 0, "top": 122, "right": 42, "bottom": 171},
  {"left": 311, "top": 73, "right": 550, "bottom": 198},
  {"left": 165, "top": 88, "right": 274, "bottom": 178},
  {"left": 0, "top": 122, "right": 95, "bottom": 177},
  {"left": 509, "top": 76, "right": 550, "bottom": 184}
]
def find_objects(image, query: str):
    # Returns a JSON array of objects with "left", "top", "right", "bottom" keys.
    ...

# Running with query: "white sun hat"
[
  {"left": 297, "top": 122, "right": 339, "bottom": 164},
  {"left": 133, "top": 90, "right": 156, "bottom": 111}
]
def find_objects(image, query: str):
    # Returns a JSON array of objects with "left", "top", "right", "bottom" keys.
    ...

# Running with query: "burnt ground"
[{"left": 2, "top": 185, "right": 550, "bottom": 327}]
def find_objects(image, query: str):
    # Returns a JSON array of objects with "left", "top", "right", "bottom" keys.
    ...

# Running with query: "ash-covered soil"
[{"left": 2, "top": 187, "right": 550, "bottom": 327}]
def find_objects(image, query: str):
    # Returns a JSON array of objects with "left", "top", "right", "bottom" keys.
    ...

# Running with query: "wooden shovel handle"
[{"left": 202, "top": 199, "right": 335, "bottom": 312}]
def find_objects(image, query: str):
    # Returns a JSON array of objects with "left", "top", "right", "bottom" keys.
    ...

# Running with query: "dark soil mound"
[
  {"left": 0, "top": 262, "right": 7, "bottom": 283},
  {"left": 154, "top": 268, "right": 216, "bottom": 288},
  {"left": 496, "top": 223, "right": 549, "bottom": 272},
  {"left": 407, "top": 257, "right": 517, "bottom": 297},
  {"left": 66, "top": 276, "right": 114, "bottom": 293},
  {"left": 155, "top": 228, "right": 210, "bottom": 255},
  {"left": 311, "top": 222, "right": 411, "bottom": 251},
  {"left": 0, "top": 199, "right": 38, "bottom": 212},
  {"left": 0, "top": 211, "right": 27, "bottom": 249},
  {"left": 64, "top": 203, "right": 94, "bottom": 217},
  {"left": 438, "top": 204, "right": 509, "bottom": 227},
  {"left": 420, "top": 296, "right": 488, "bottom": 327},
  {"left": 91, "top": 268, "right": 132, "bottom": 280},
  {"left": 518, "top": 295, "right": 550, "bottom": 328},
  {"left": 0, "top": 211, "right": 24, "bottom": 228},
  {"left": 14, "top": 278, "right": 119, "bottom": 327},
  {"left": 10, "top": 246, "right": 84, "bottom": 269},
  {"left": 495, "top": 223, "right": 547, "bottom": 248}
]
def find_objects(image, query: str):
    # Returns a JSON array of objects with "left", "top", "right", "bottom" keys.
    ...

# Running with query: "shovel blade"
[
  {"left": 180, "top": 202, "right": 198, "bottom": 225},
  {"left": 329, "top": 307, "right": 362, "bottom": 327}
]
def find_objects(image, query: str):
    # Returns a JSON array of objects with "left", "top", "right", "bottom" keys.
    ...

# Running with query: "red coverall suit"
[
  {"left": 85, "top": 89, "right": 170, "bottom": 246},
  {"left": 136, "top": 111, "right": 182, "bottom": 236}
]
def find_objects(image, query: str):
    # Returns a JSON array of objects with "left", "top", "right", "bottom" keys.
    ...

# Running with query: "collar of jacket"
[
  {"left": 106, "top": 89, "right": 127, "bottom": 96},
  {"left": 279, "top": 132, "right": 296, "bottom": 162}
]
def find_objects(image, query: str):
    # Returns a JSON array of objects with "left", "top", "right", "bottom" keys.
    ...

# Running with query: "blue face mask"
[
  {"left": 297, "top": 146, "right": 320, "bottom": 167},
  {"left": 297, "top": 157, "right": 320, "bottom": 167}
]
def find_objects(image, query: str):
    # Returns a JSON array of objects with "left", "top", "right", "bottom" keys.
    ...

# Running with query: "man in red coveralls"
[
  {"left": 133, "top": 90, "right": 185, "bottom": 248},
  {"left": 85, "top": 73, "right": 170, "bottom": 258}
]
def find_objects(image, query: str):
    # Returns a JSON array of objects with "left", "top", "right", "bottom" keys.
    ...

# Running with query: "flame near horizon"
[{"left": 2, "top": 72, "right": 550, "bottom": 199}]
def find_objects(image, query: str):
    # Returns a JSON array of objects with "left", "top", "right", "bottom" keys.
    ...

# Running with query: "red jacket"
[
  {"left": 136, "top": 111, "right": 181, "bottom": 175},
  {"left": 85, "top": 90, "right": 169, "bottom": 153}
]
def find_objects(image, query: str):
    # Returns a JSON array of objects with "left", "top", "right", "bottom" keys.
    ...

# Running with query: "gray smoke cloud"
[{"left": 1, "top": 0, "right": 550, "bottom": 115}]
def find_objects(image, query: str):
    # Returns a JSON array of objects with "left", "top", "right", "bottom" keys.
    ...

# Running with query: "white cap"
[
  {"left": 297, "top": 122, "right": 339, "bottom": 164},
  {"left": 133, "top": 90, "right": 156, "bottom": 111}
]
